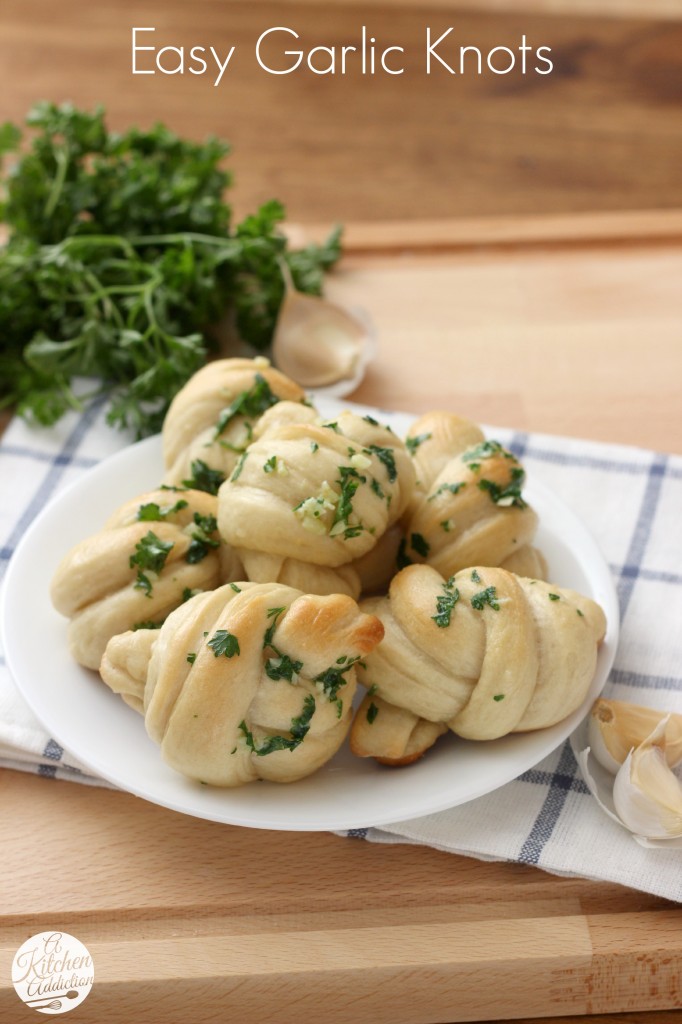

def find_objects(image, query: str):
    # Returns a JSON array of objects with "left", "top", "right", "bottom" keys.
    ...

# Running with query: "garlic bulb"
[
  {"left": 612, "top": 719, "right": 682, "bottom": 840},
  {"left": 272, "top": 286, "right": 373, "bottom": 393},
  {"left": 588, "top": 698, "right": 682, "bottom": 774}
]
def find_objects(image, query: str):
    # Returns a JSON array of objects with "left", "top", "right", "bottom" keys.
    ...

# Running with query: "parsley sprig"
[
  {"left": 239, "top": 694, "right": 316, "bottom": 756},
  {"left": 129, "top": 530, "right": 174, "bottom": 597},
  {"left": 0, "top": 103, "right": 342, "bottom": 436},
  {"left": 431, "top": 577, "right": 460, "bottom": 628}
]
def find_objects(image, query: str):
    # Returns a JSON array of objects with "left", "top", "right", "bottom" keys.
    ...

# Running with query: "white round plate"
[{"left": 1, "top": 405, "right": 619, "bottom": 831}]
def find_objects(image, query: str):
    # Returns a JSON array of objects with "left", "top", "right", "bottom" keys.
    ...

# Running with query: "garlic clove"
[
  {"left": 272, "top": 288, "right": 373, "bottom": 391},
  {"left": 612, "top": 719, "right": 682, "bottom": 840},
  {"left": 588, "top": 697, "right": 682, "bottom": 774}
]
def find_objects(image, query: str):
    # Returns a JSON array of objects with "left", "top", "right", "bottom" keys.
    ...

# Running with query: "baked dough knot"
[
  {"left": 350, "top": 563, "right": 606, "bottom": 763},
  {"left": 403, "top": 411, "right": 546, "bottom": 579},
  {"left": 100, "top": 581, "right": 385, "bottom": 785},
  {"left": 218, "top": 407, "right": 416, "bottom": 575},
  {"left": 162, "top": 357, "right": 305, "bottom": 488},
  {"left": 50, "top": 488, "right": 241, "bottom": 669}
]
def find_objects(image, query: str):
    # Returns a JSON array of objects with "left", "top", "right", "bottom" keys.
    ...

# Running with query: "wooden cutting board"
[{"left": 1, "top": 210, "right": 681, "bottom": 1024}]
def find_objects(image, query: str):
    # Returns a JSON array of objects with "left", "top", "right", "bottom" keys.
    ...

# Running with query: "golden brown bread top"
[
  {"left": 50, "top": 488, "right": 237, "bottom": 669},
  {"left": 218, "top": 409, "right": 416, "bottom": 568},
  {"left": 162, "top": 358, "right": 305, "bottom": 486},
  {"left": 353, "top": 564, "right": 606, "bottom": 749},
  {"left": 100, "top": 581, "right": 385, "bottom": 786}
]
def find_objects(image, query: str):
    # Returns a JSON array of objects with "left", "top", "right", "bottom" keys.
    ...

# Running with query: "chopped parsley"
[
  {"left": 432, "top": 577, "right": 460, "bottom": 627},
  {"left": 182, "top": 587, "right": 200, "bottom": 602},
  {"left": 207, "top": 630, "right": 241, "bottom": 658},
  {"left": 330, "top": 465, "right": 365, "bottom": 539},
  {"left": 406, "top": 432, "right": 432, "bottom": 456},
  {"left": 366, "top": 702, "right": 379, "bottom": 724},
  {"left": 230, "top": 452, "right": 248, "bottom": 482},
  {"left": 367, "top": 683, "right": 378, "bottom": 696},
  {"left": 314, "top": 656, "right": 364, "bottom": 703},
  {"left": 132, "top": 619, "right": 164, "bottom": 631},
  {"left": 396, "top": 538, "right": 412, "bottom": 570},
  {"left": 324, "top": 421, "right": 340, "bottom": 433},
  {"left": 239, "top": 693, "right": 316, "bottom": 756},
  {"left": 548, "top": 593, "right": 561, "bottom": 601},
  {"left": 362, "top": 414, "right": 379, "bottom": 426},
  {"left": 365, "top": 444, "right": 397, "bottom": 483},
  {"left": 471, "top": 586, "right": 501, "bottom": 612},
  {"left": 265, "top": 653, "right": 303, "bottom": 683},
  {"left": 263, "top": 606, "right": 285, "bottom": 649},
  {"left": 493, "top": 694, "right": 505, "bottom": 702},
  {"left": 229, "top": 582, "right": 242, "bottom": 593},
  {"left": 129, "top": 531, "right": 174, "bottom": 597},
  {"left": 410, "top": 532, "right": 430, "bottom": 558},
  {"left": 214, "top": 373, "right": 280, "bottom": 438},
  {"left": 136, "top": 498, "right": 188, "bottom": 521},
  {"left": 462, "top": 440, "right": 515, "bottom": 465},
  {"left": 427, "top": 482, "right": 465, "bottom": 502},
  {"left": 471, "top": 569, "right": 481, "bottom": 582},
  {"left": 185, "top": 512, "right": 220, "bottom": 564},
  {"left": 262, "top": 607, "right": 302, "bottom": 681},
  {"left": 186, "top": 652, "right": 197, "bottom": 665},
  {"left": 370, "top": 477, "right": 385, "bottom": 501},
  {"left": 478, "top": 466, "right": 527, "bottom": 509},
  {"left": 576, "top": 608, "right": 584, "bottom": 617},
  {"left": 310, "top": 441, "right": 319, "bottom": 453},
  {"left": 182, "top": 459, "right": 226, "bottom": 496},
  {"left": 263, "top": 455, "right": 277, "bottom": 473},
  {"left": 440, "top": 520, "right": 452, "bottom": 532}
]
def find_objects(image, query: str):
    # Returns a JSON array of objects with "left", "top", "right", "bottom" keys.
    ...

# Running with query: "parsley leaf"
[
  {"left": 239, "top": 694, "right": 316, "bottom": 756},
  {"left": 366, "top": 702, "right": 379, "bottom": 724},
  {"left": 470, "top": 586, "right": 501, "bottom": 612},
  {"left": 313, "top": 657, "right": 364, "bottom": 702},
  {"left": 431, "top": 577, "right": 460, "bottom": 627},
  {"left": 185, "top": 512, "right": 220, "bottom": 564},
  {"left": 182, "top": 460, "right": 226, "bottom": 496},
  {"left": 365, "top": 444, "right": 397, "bottom": 482},
  {"left": 214, "top": 373, "right": 280, "bottom": 438},
  {"left": 427, "top": 482, "right": 465, "bottom": 502},
  {"left": 129, "top": 531, "right": 174, "bottom": 597},
  {"left": 136, "top": 499, "right": 188, "bottom": 521},
  {"left": 410, "top": 532, "right": 430, "bottom": 558},
  {"left": 207, "top": 630, "right": 241, "bottom": 658},
  {"left": 406, "top": 433, "right": 431, "bottom": 455}
]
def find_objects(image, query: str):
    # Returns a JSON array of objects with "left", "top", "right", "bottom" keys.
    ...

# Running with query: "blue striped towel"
[{"left": 1, "top": 403, "right": 681, "bottom": 901}]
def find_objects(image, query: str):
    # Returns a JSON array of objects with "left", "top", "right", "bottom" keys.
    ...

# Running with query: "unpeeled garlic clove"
[
  {"left": 588, "top": 697, "right": 682, "bottom": 774},
  {"left": 272, "top": 288, "right": 371, "bottom": 390},
  {"left": 612, "top": 719, "right": 682, "bottom": 840}
]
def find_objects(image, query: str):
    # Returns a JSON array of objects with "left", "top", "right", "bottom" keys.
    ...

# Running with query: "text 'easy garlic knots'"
[
  {"left": 50, "top": 488, "right": 240, "bottom": 669},
  {"left": 100, "top": 581, "right": 384, "bottom": 785},
  {"left": 218, "top": 410, "right": 415, "bottom": 568},
  {"left": 352, "top": 564, "right": 606, "bottom": 754}
]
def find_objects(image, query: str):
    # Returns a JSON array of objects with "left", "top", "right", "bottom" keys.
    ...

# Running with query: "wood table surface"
[{"left": 1, "top": 210, "right": 682, "bottom": 1023}]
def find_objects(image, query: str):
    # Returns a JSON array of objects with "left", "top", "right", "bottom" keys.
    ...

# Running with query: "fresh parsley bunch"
[{"left": 0, "top": 103, "right": 341, "bottom": 436}]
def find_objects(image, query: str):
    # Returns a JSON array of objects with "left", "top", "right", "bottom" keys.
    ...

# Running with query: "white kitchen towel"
[{"left": 1, "top": 401, "right": 681, "bottom": 900}]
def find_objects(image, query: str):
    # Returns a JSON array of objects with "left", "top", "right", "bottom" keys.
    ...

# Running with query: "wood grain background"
[{"left": 0, "top": 0, "right": 680, "bottom": 224}]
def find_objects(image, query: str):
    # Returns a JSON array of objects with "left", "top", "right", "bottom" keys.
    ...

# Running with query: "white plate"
[{"left": 1, "top": 404, "right": 619, "bottom": 831}]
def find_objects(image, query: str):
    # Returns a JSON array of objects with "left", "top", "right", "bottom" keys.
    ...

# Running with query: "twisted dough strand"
[
  {"left": 50, "top": 488, "right": 240, "bottom": 669},
  {"left": 404, "top": 412, "right": 545, "bottom": 578},
  {"left": 162, "top": 358, "right": 305, "bottom": 486},
  {"left": 219, "top": 408, "right": 415, "bottom": 568},
  {"left": 101, "top": 581, "right": 384, "bottom": 786},
  {"left": 351, "top": 564, "right": 606, "bottom": 759}
]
